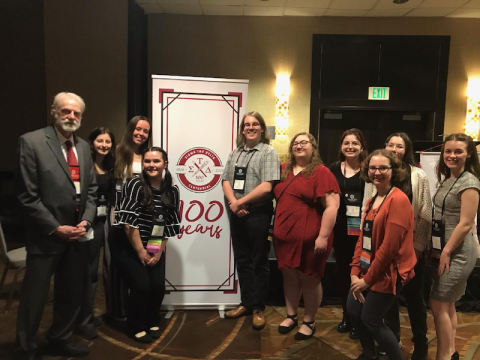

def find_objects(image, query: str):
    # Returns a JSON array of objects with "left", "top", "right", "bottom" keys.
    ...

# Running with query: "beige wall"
[
  {"left": 149, "top": 15, "right": 480, "bottom": 152},
  {"left": 44, "top": 0, "right": 129, "bottom": 144}
]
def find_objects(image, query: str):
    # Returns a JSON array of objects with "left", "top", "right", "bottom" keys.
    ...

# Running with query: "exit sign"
[{"left": 368, "top": 87, "right": 390, "bottom": 100}]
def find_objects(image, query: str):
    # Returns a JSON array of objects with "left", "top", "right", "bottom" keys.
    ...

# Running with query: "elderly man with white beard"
[{"left": 14, "top": 92, "right": 97, "bottom": 360}]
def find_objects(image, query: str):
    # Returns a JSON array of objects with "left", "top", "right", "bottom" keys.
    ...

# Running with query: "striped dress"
[{"left": 115, "top": 177, "right": 181, "bottom": 244}]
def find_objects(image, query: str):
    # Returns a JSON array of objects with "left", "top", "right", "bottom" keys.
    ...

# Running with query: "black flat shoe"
[
  {"left": 337, "top": 314, "right": 351, "bottom": 333},
  {"left": 349, "top": 327, "right": 359, "bottom": 340},
  {"left": 45, "top": 342, "right": 89, "bottom": 357},
  {"left": 278, "top": 314, "right": 298, "bottom": 334},
  {"left": 149, "top": 327, "right": 162, "bottom": 339},
  {"left": 130, "top": 331, "right": 154, "bottom": 343},
  {"left": 294, "top": 320, "right": 316, "bottom": 341}
]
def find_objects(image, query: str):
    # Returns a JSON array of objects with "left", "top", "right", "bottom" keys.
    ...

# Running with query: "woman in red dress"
[{"left": 273, "top": 132, "right": 340, "bottom": 340}]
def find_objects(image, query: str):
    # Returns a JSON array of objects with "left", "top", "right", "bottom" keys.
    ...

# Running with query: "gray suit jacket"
[{"left": 16, "top": 124, "right": 97, "bottom": 254}]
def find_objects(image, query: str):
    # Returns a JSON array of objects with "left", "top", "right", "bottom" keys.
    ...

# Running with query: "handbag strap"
[{"left": 276, "top": 172, "right": 299, "bottom": 202}]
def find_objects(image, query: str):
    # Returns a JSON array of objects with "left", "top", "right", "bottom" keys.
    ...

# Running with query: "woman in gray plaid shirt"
[{"left": 222, "top": 111, "right": 281, "bottom": 330}]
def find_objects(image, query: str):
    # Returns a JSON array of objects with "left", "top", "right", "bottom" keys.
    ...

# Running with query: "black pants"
[
  {"left": 77, "top": 218, "right": 105, "bottom": 330},
  {"left": 333, "top": 232, "right": 358, "bottom": 315},
  {"left": 384, "top": 257, "right": 428, "bottom": 350},
  {"left": 347, "top": 281, "right": 404, "bottom": 360},
  {"left": 16, "top": 242, "right": 88, "bottom": 353},
  {"left": 230, "top": 204, "right": 272, "bottom": 311},
  {"left": 113, "top": 238, "right": 166, "bottom": 335}
]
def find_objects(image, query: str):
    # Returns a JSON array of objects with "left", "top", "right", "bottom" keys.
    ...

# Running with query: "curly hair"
[
  {"left": 437, "top": 133, "right": 480, "bottom": 182},
  {"left": 361, "top": 149, "right": 408, "bottom": 187},
  {"left": 281, "top": 132, "right": 323, "bottom": 181}
]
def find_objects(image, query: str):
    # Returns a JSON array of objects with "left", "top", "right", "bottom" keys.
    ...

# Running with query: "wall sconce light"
[
  {"left": 275, "top": 74, "right": 290, "bottom": 137},
  {"left": 465, "top": 79, "right": 480, "bottom": 140}
]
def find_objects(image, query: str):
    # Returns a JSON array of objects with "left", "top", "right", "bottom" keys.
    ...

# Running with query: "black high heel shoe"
[
  {"left": 278, "top": 314, "right": 298, "bottom": 334},
  {"left": 294, "top": 320, "right": 316, "bottom": 341},
  {"left": 451, "top": 351, "right": 459, "bottom": 360}
]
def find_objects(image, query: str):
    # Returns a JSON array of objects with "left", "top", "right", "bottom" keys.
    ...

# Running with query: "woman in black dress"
[{"left": 330, "top": 128, "right": 368, "bottom": 339}]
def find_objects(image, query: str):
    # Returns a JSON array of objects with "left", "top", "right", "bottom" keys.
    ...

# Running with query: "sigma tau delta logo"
[{"left": 175, "top": 148, "right": 224, "bottom": 193}]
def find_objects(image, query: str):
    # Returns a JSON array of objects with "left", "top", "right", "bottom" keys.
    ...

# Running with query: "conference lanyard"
[
  {"left": 233, "top": 149, "right": 257, "bottom": 191},
  {"left": 431, "top": 171, "right": 465, "bottom": 259},
  {"left": 360, "top": 186, "right": 394, "bottom": 272}
]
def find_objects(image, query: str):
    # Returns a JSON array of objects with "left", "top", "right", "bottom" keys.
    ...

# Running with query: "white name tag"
[
  {"left": 363, "top": 236, "right": 372, "bottom": 251},
  {"left": 432, "top": 236, "right": 442, "bottom": 250},
  {"left": 233, "top": 180, "right": 245, "bottom": 190},
  {"left": 74, "top": 181, "right": 81, "bottom": 195},
  {"left": 97, "top": 205, "right": 107, "bottom": 217},
  {"left": 152, "top": 225, "right": 164, "bottom": 237},
  {"left": 346, "top": 205, "right": 360, "bottom": 217}
]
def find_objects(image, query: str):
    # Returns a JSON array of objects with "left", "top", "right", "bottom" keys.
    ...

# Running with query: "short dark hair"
[{"left": 88, "top": 127, "right": 116, "bottom": 171}]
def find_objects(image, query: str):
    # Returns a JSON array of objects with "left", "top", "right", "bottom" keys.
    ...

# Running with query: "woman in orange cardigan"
[{"left": 347, "top": 149, "right": 416, "bottom": 360}]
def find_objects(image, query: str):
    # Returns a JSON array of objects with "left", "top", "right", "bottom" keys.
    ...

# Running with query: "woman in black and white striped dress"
[{"left": 112, "top": 147, "right": 180, "bottom": 343}]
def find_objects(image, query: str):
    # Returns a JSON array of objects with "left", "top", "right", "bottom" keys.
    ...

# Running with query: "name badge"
[
  {"left": 346, "top": 205, "right": 360, "bottom": 217},
  {"left": 363, "top": 236, "right": 372, "bottom": 251},
  {"left": 74, "top": 181, "right": 81, "bottom": 195},
  {"left": 233, "top": 166, "right": 247, "bottom": 191},
  {"left": 97, "top": 205, "right": 107, "bottom": 217},
  {"left": 152, "top": 224, "right": 164, "bottom": 237}
]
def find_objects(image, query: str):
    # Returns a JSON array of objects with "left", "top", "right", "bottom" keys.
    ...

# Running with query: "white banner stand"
[{"left": 152, "top": 75, "right": 248, "bottom": 310}]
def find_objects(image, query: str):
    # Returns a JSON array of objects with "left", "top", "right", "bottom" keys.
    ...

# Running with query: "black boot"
[{"left": 337, "top": 313, "right": 351, "bottom": 333}]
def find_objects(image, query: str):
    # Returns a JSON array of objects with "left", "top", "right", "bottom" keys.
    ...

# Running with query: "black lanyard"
[
  {"left": 365, "top": 186, "right": 394, "bottom": 221},
  {"left": 432, "top": 171, "right": 465, "bottom": 221},
  {"left": 235, "top": 149, "right": 256, "bottom": 168}
]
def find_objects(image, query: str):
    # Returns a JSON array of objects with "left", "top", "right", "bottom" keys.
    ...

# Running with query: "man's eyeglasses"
[
  {"left": 292, "top": 140, "right": 311, "bottom": 148},
  {"left": 368, "top": 166, "right": 392, "bottom": 174},
  {"left": 244, "top": 122, "right": 261, "bottom": 128}
]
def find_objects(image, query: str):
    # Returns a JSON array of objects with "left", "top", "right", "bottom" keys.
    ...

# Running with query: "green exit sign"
[{"left": 368, "top": 87, "right": 390, "bottom": 100}]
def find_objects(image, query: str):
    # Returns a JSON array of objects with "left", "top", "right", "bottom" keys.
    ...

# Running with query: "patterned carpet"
[{"left": 1, "top": 261, "right": 480, "bottom": 359}]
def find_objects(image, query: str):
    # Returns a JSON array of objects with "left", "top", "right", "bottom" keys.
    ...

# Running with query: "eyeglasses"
[
  {"left": 292, "top": 140, "right": 311, "bottom": 148},
  {"left": 368, "top": 166, "right": 392, "bottom": 173},
  {"left": 244, "top": 122, "right": 261, "bottom": 128}
]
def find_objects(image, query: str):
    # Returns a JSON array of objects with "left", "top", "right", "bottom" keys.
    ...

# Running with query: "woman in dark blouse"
[
  {"left": 76, "top": 127, "right": 116, "bottom": 339},
  {"left": 113, "top": 147, "right": 180, "bottom": 343}
]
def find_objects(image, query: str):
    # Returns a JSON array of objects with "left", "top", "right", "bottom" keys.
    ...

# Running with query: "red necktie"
[{"left": 65, "top": 140, "right": 79, "bottom": 181}]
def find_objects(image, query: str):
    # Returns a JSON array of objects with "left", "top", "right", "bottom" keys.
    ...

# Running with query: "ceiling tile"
[
  {"left": 419, "top": 0, "right": 469, "bottom": 8},
  {"left": 160, "top": 4, "right": 204, "bottom": 14},
  {"left": 329, "top": 0, "right": 377, "bottom": 10},
  {"left": 374, "top": 0, "right": 423, "bottom": 10},
  {"left": 366, "top": 8, "right": 412, "bottom": 16},
  {"left": 156, "top": 0, "right": 199, "bottom": 4},
  {"left": 284, "top": 7, "right": 326, "bottom": 16},
  {"left": 447, "top": 7, "right": 480, "bottom": 16},
  {"left": 244, "top": 6, "right": 284, "bottom": 15},
  {"left": 200, "top": 0, "right": 243, "bottom": 5},
  {"left": 324, "top": 9, "right": 369, "bottom": 16},
  {"left": 202, "top": 5, "right": 243, "bottom": 15},
  {"left": 139, "top": 3, "right": 165, "bottom": 13},
  {"left": 286, "top": 0, "right": 330, "bottom": 8},
  {"left": 462, "top": 0, "right": 480, "bottom": 8},
  {"left": 406, "top": 7, "right": 457, "bottom": 16},
  {"left": 242, "top": 0, "right": 286, "bottom": 7}
]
